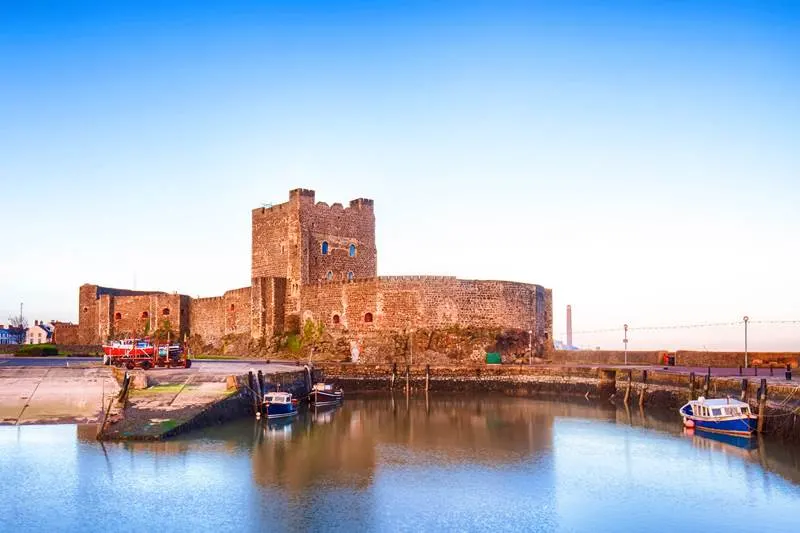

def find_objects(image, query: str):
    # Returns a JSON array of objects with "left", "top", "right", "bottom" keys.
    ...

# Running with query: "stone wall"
[
  {"left": 300, "top": 276, "right": 550, "bottom": 338},
  {"left": 301, "top": 195, "right": 376, "bottom": 284},
  {"left": 551, "top": 350, "right": 667, "bottom": 365},
  {"left": 551, "top": 349, "right": 800, "bottom": 368},
  {"left": 675, "top": 351, "right": 799, "bottom": 368},
  {"left": 52, "top": 322, "right": 79, "bottom": 345}
]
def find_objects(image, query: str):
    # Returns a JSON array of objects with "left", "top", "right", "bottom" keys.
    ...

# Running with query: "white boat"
[{"left": 679, "top": 397, "right": 757, "bottom": 436}]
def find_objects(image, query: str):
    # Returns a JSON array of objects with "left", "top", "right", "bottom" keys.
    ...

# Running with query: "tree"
[{"left": 8, "top": 313, "right": 27, "bottom": 329}]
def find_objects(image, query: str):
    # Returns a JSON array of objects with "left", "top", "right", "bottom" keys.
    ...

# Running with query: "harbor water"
[{"left": 2, "top": 395, "right": 800, "bottom": 532}]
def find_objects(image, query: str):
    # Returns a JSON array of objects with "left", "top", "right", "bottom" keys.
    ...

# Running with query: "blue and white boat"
[
  {"left": 679, "top": 396, "right": 757, "bottom": 436},
  {"left": 262, "top": 391, "right": 298, "bottom": 420}
]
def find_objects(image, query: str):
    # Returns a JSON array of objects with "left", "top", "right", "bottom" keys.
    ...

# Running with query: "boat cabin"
[
  {"left": 263, "top": 392, "right": 293, "bottom": 404},
  {"left": 689, "top": 397, "right": 751, "bottom": 419}
]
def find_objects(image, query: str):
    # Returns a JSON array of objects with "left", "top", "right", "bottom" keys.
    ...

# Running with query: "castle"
[{"left": 74, "top": 188, "right": 552, "bottom": 358}]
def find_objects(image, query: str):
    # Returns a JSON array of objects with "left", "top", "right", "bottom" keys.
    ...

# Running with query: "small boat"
[
  {"left": 262, "top": 391, "right": 298, "bottom": 420},
  {"left": 310, "top": 382, "right": 344, "bottom": 406},
  {"left": 679, "top": 396, "right": 757, "bottom": 436}
]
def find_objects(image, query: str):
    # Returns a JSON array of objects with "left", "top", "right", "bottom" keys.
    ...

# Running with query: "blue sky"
[{"left": 1, "top": 1, "right": 798, "bottom": 349}]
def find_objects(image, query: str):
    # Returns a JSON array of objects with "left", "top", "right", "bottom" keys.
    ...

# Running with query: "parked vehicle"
[{"left": 102, "top": 338, "right": 190, "bottom": 370}]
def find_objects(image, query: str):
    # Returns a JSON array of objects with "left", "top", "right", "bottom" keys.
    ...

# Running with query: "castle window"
[
  {"left": 114, "top": 312, "right": 122, "bottom": 320},
  {"left": 321, "top": 241, "right": 329, "bottom": 255},
  {"left": 141, "top": 311, "right": 149, "bottom": 319},
  {"left": 83, "top": 307, "right": 88, "bottom": 313},
  {"left": 349, "top": 244, "right": 356, "bottom": 257},
  {"left": 364, "top": 312, "right": 373, "bottom": 323},
  {"left": 230, "top": 304, "right": 235, "bottom": 311},
  {"left": 162, "top": 308, "right": 170, "bottom": 316},
  {"left": 347, "top": 271, "right": 354, "bottom": 281},
  {"left": 333, "top": 314, "right": 340, "bottom": 324},
  {"left": 326, "top": 271, "right": 333, "bottom": 281}
]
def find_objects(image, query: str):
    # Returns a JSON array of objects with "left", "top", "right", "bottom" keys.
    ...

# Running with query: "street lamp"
[
  {"left": 623, "top": 324, "right": 629, "bottom": 365},
  {"left": 743, "top": 316, "right": 749, "bottom": 369},
  {"left": 528, "top": 330, "right": 533, "bottom": 365}
]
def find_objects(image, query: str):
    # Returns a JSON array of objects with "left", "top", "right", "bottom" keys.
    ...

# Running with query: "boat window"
[{"left": 711, "top": 408, "right": 722, "bottom": 416}]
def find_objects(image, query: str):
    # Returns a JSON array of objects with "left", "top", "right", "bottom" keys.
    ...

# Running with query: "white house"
[{"left": 26, "top": 321, "right": 54, "bottom": 344}]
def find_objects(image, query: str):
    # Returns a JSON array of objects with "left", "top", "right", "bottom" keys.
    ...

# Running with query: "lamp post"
[
  {"left": 528, "top": 330, "right": 533, "bottom": 365},
  {"left": 743, "top": 316, "right": 749, "bottom": 369},
  {"left": 623, "top": 324, "right": 629, "bottom": 365}
]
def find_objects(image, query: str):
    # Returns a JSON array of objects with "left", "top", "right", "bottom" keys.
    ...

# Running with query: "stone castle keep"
[{"left": 76, "top": 188, "right": 552, "bottom": 360}]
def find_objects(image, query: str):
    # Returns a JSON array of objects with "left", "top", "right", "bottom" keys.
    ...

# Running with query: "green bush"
[{"left": 15, "top": 344, "right": 59, "bottom": 356}]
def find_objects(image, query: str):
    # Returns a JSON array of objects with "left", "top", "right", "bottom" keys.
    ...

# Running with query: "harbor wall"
[
  {"left": 551, "top": 350, "right": 800, "bottom": 368},
  {"left": 317, "top": 363, "right": 800, "bottom": 442}
]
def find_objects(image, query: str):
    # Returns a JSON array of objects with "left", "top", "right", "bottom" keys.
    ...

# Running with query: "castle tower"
[{"left": 251, "top": 188, "right": 377, "bottom": 333}]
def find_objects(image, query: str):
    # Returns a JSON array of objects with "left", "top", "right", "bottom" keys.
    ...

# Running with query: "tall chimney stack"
[{"left": 566, "top": 305, "right": 573, "bottom": 349}]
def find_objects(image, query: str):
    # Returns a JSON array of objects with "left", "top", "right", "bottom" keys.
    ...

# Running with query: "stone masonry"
[{"left": 74, "top": 188, "right": 553, "bottom": 355}]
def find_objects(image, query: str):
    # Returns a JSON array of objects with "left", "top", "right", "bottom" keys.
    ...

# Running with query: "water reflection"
[{"left": 4, "top": 396, "right": 799, "bottom": 532}]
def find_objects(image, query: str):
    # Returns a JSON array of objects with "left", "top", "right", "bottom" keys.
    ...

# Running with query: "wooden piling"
[
  {"left": 757, "top": 378, "right": 767, "bottom": 433},
  {"left": 256, "top": 370, "right": 265, "bottom": 396},
  {"left": 639, "top": 370, "right": 648, "bottom": 408},
  {"left": 740, "top": 378, "right": 748, "bottom": 402},
  {"left": 703, "top": 373, "right": 710, "bottom": 398},
  {"left": 248, "top": 371, "right": 259, "bottom": 415},
  {"left": 405, "top": 365, "right": 410, "bottom": 394},
  {"left": 689, "top": 372, "right": 696, "bottom": 400},
  {"left": 624, "top": 371, "right": 632, "bottom": 405},
  {"left": 391, "top": 362, "right": 397, "bottom": 390},
  {"left": 425, "top": 364, "right": 430, "bottom": 392}
]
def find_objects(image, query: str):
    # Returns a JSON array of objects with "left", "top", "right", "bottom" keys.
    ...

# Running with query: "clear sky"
[{"left": 1, "top": 1, "right": 798, "bottom": 350}]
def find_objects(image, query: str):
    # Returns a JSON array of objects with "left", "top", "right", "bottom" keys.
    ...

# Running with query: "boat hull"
[
  {"left": 692, "top": 416, "right": 756, "bottom": 436},
  {"left": 265, "top": 402, "right": 298, "bottom": 420}
]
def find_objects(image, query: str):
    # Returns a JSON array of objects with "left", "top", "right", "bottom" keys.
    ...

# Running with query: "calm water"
[{"left": 2, "top": 395, "right": 800, "bottom": 532}]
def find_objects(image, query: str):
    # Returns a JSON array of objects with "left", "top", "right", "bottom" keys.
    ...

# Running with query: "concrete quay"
[{"left": 0, "top": 361, "right": 314, "bottom": 441}]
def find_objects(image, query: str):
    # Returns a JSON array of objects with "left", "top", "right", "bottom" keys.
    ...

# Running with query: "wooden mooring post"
[
  {"left": 757, "top": 378, "right": 768, "bottom": 434},
  {"left": 391, "top": 363, "right": 397, "bottom": 390},
  {"left": 639, "top": 370, "right": 648, "bottom": 408},
  {"left": 740, "top": 378, "right": 749, "bottom": 402},
  {"left": 256, "top": 370, "right": 265, "bottom": 396},
  {"left": 703, "top": 368, "right": 710, "bottom": 398},
  {"left": 405, "top": 365, "right": 410, "bottom": 394},
  {"left": 689, "top": 372, "right": 696, "bottom": 400},
  {"left": 425, "top": 365, "right": 430, "bottom": 392},
  {"left": 248, "top": 371, "right": 260, "bottom": 415},
  {"left": 623, "top": 371, "right": 632, "bottom": 405}
]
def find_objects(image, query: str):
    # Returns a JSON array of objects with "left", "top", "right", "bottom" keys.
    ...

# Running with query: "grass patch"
[
  {"left": 133, "top": 384, "right": 186, "bottom": 395},
  {"left": 14, "top": 344, "right": 59, "bottom": 356}
]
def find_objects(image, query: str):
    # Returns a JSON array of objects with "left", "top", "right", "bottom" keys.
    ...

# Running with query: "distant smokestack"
[{"left": 566, "top": 305, "right": 573, "bottom": 348}]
